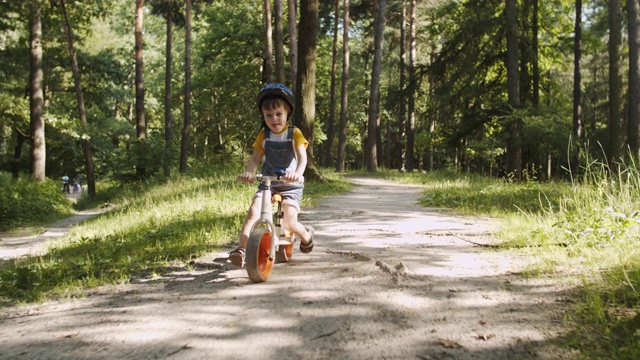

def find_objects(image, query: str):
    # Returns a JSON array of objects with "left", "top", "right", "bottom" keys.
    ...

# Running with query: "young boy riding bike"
[{"left": 229, "top": 83, "right": 315, "bottom": 268}]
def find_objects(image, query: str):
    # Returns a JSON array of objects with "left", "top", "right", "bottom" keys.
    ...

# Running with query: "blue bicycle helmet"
[{"left": 256, "top": 83, "right": 295, "bottom": 115}]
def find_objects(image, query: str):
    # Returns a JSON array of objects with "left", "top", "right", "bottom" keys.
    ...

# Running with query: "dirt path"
[{"left": 0, "top": 177, "right": 575, "bottom": 359}]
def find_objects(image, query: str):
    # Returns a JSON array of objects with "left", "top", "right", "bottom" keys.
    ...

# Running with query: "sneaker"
[
  {"left": 228, "top": 248, "right": 246, "bottom": 267},
  {"left": 300, "top": 226, "right": 315, "bottom": 254}
]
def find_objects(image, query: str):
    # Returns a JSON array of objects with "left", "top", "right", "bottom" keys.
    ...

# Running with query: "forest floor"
[{"left": 0, "top": 177, "right": 579, "bottom": 359}]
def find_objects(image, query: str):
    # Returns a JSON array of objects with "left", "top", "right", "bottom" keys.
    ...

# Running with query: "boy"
[{"left": 229, "top": 83, "right": 315, "bottom": 268}]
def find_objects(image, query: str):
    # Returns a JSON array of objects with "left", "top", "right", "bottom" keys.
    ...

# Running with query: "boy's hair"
[{"left": 260, "top": 96, "right": 292, "bottom": 114}]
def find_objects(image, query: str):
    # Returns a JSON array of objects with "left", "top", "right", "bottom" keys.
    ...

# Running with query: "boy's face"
[{"left": 262, "top": 103, "right": 289, "bottom": 133}]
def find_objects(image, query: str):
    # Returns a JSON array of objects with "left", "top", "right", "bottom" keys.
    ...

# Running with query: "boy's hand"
[
  {"left": 237, "top": 172, "right": 255, "bottom": 183},
  {"left": 284, "top": 172, "right": 304, "bottom": 183}
]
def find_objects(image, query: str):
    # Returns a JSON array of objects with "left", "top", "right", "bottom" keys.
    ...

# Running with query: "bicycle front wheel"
[{"left": 246, "top": 227, "right": 274, "bottom": 282}]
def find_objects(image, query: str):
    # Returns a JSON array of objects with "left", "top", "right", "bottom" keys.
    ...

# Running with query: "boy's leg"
[
  {"left": 282, "top": 204, "right": 314, "bottom": 251},
  {"left": 229, "top": 196, "right": 261, "bottom": 267}
]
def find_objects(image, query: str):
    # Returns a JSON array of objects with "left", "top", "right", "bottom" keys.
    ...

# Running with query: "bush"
[{"left": 0, "top": 173, "right": 73, "bottom": 231}]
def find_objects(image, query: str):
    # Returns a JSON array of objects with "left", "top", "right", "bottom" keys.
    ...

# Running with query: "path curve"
[{"left": 0, "top": 177, "right": 575, "bottom": 359}]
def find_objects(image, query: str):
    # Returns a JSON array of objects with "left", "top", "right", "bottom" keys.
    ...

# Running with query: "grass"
[{"left": 0, "top": 168, "right": 351, "bottom": 303}]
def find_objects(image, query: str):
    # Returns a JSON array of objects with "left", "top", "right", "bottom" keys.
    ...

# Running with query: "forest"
[{"left": 1, "top": 0, "right": 638, "bottom": 190}]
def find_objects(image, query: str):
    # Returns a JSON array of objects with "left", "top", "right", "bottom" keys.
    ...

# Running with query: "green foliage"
[
  {"left": 0, "top": 168, "right": 351, "bottom": 303},
  {"left": 0, "top": 173, "right": 73, "bottom": 231}
]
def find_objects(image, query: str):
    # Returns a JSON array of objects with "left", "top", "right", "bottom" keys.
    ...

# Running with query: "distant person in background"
[
  {"left": 62, "top": 175, "right": 70, "bottom": 193},
  {"left": 74, "top": 174, "right": 83, "bottom": 193}
]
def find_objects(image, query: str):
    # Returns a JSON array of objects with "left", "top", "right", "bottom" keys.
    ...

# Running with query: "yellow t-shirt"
[{"left": 252, "top": 126, "right": 309, "bottom": 156}]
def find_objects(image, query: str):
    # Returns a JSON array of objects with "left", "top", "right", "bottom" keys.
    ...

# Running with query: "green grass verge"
[{"left": 0, "top": 168, "right": 351, "bottom": 303}]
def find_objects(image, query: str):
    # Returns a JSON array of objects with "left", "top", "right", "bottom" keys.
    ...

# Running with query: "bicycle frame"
[{"left": 252, "top": 174, "right": 280, "bottom": 261}]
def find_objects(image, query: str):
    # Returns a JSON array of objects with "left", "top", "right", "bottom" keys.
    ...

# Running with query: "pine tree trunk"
[
  {"left": 296, "top": 0, "right": 324, "bottom": 182},
  {"left": 627, "top": 0, "right": 640, "bottom": 158},
  {"left": 288, "top": 0, "right": 298, "bottom": 93},
  {"left": 336, "top": 0, "right": 350, "bottom": 173},
  {"left": 263, "top": 0, "right": 274, "bottom": 84},
  {"left": 60, "top": 0, "right": 96, "bottom": 195},
  {"left": 180, "top": 0, "right": 192, "bottom": 173},
  {"left": 324, "top": 0, "right": 339, "bottom": 167},
  {"left": 164, "top": 3, "right": 173, "bottom": 177},
  {"left": 367, "top": 0, "right": 386, "bottom": 172},
  {"left": 29, "top": 0, "right": 45, "bottom": 181},
  {"left": 274, "top": 0, "right": 286, "bottom": 83},
  {"left": 405, "top": 0, "right": 416, "bottom": 172},
  {"left": 608, "top": 0, "right": 623, "bottom": 163}
]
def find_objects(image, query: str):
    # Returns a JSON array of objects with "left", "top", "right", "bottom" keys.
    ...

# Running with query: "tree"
[
  {"left": 367, "top": 0, "right": 386, "bottom": 172},
  {"left": 29, "top": 0, "right": 45, "bottom": 181},
  {"left": 336, "top": 0, "right": 350, "bottom": 173},
  {"left": 135, "top": 0, "right": 146, "bottom": 141},
  {"left": 628, "top": 0, "right": 640, "bottom": 158},
  {"left": 608, "top": 0, "right": 622, "bottom": 163},
  {"left": 59, "top": 0, "right": 96, "bottom": 196},
  {"left": 180, "top": 0, "right": 192, "bottom": 173},
  {"left": 288, "top": 0, "right": 298, "bottom": 93},
  {"left": 262, "top": 0, "right": 274, "bottom": 84},
  {"left": 505, "top": 0, "right": 522, "bottom": 179},
  {"left": 572, "top": 0, "right": 584, "bottom": 172},
  {"left": 274, "top": 0, "right": 286, "bottom": 83},
  {"left": 324, "top": 0, "right": 339, "bottom": 167},
  {"left": 405, "top": 0, "right": 416, "bottom": 171},
  {"left": 296, "top": 0, "right": 323, "bottom": 181}
]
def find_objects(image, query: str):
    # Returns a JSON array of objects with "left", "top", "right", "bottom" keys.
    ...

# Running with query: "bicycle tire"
[
  {"left": 246, "top": 227, "right": 274, "bottom": 282},
  {"left": 275, "top": 243, "right": 294, "bottom": 263}
]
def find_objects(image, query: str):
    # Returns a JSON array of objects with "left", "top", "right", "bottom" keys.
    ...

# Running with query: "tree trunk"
[
  {"left": 288, "top": 0, "right": 298, "bottom": 93},
  {"left": 135, "top": 0, "right": 146, "bottom": 140},
  {"left": 608, "top": 0, "right": 623, "bottom": 163},
  {"left": 29, "top": 0, "right": 45, "bottom": 181},
  {"left": 59, "top": 0, "right": 96, "bottom": 196},
  {"left": 572, "top": 0, "right": 583, "bottom": 173},
  {"left": 180, "top": 0, "right": 192, "bottom": 173},
  {"left": 274, "top": 0, "right": 286, "bottom": 83},
  {"left": 296, "top": 0, "right": 324, "bottom": 181},
  {"left": 628, "top": 0, "right": 640, "bottom": 158},
  {"left": 396, "top": 0, "right": 406, "bottom": 171},
  {"left": 164, "top": 3, "right": 173, "bottom": 177},
  {"left": 324, "top": 0, "right": 339, "bottom": 167},
  {"left": 263, "top": 0, "right": 274, "bottom": 84},
  {"left": 505, "top": 0, "right": 522, "bottom": 180},
  {"left": 336, "top": 0, "right": 350, "bottom": 172},
  {"left": 405, "top": 0, "right": 416, "bottom": 172},
  {"left": 532, "top": 0, "right": 539, "bottom": 107},
  {"left": 367, "top": 0, "right": 386, "bottom": 172}
]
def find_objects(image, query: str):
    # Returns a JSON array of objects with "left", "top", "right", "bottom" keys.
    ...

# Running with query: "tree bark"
[
  {"left": 180, "top": 0, "right": 192, "bottom": 173},
  {"left": 135, "top": 0, "right": 146, "bottom": 140},
  {"left": 274, "top": 0, "right": 286, "bottom": 83},
  {"left": 395, "top": 0, "right": 406, "bottom": 171},
  {"left": 29, "top": 0, "right": 45, "bottom": 181},
  {"left": 59, "top": 0, "right": 96, "bottom": 196},
  {"left": 164, "top": 3, "right": 173, "bottom": 177},
  {"left": 367, "top": 0, "right": 386, "bottom": 172},
  {"left": 324, "top": 0, "right": 339, "bottom": 167},
  {"left": 288, "top": 0, "right": 298, "bottom": 93},
  {"left": 336, "top": 0, "right": 350, "bottom": 172},
  {"left": 405, "top": 0, "right": 416, "bottom": 172},
  {"left": 296, "top": 0, "right": 324, "bottom": 181},
  {"left": 627, "top": 0, "right": 640, "bottom": 158},
  {"left": 572, "top": 0, "right": 583, "bottom": 174},
  {"left": 608, "top": 0, "right": 623, "bottom": 163},
  {"left": 263, "top": 0, "right": 274, "bottom": 84},
  {"left": 505, "top": 0, "right": 522, "bottom": 180}
]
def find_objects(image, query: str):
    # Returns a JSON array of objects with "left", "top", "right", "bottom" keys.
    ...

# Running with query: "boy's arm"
[
  {"left": 285, "top": 143, "right": 307, "bottom": 183},
  {"left": 239, "top": 150, "right": 262, "bottom": 182}
]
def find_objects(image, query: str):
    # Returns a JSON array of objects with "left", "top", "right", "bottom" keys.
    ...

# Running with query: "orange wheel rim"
[
  {"left": 257, "top": 232, "right": 273, "bottom": 275},
  {"left": 284, "top": 244, "right": 293, "bottom": 259}
]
